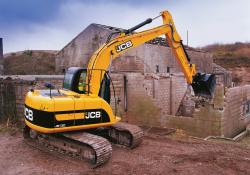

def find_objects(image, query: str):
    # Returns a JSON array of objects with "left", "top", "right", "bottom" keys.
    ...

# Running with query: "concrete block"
[{"left": 213, "top": 84, "right": 224, "bottom": 109}]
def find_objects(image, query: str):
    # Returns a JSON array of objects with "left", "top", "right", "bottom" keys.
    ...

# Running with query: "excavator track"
[
  {"left": 23, "top": 122, "right": 142, "bottom": 167},
  {"left": 23, "top": 126, "right": 112, "bottom": 167},
  {"left": 109, "top": 122, "right": 144, "bottom": 148}
]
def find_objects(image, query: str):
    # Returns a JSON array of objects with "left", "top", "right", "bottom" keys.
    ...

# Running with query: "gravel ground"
[{"left": 0, "top": 129, "right": 250, "bottom": 175}]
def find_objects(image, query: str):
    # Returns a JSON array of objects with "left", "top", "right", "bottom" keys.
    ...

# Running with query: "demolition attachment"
[{"left": 191, "top": 73, "right": 216, "bottom": 97}]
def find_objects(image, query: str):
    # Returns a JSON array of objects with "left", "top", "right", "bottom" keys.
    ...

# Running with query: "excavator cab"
[
  {"left": 63, "top": 67, "right": 87, "bottom": 94},
  {"left": 191, "top": 73, "right": 216, "bottom": 97},
  {"left": 63, "top": 67, "right": 111, "bottom": 103}
]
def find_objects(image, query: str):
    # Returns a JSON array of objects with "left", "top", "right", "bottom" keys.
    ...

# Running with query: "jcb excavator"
[{"left": 23, "top": 10, "right": 215, "bottom": 166}]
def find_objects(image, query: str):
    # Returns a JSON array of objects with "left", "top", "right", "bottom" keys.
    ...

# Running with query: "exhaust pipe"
[{"left": 191, "top": 73, "right": 216, "bottom": 98}]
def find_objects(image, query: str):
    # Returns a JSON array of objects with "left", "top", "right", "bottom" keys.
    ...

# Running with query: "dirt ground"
[{"left": 1, "top": 128, "right": 250, "bottom": 175}]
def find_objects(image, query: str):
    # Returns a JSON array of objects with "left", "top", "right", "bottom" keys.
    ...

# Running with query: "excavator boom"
[{"left": 87, "top": 10, "right": 215, "bottom": 97}]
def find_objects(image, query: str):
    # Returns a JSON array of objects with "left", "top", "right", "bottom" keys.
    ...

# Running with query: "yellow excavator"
[{"left": 23, "top": 10, "right": 215, "bottom": 166}]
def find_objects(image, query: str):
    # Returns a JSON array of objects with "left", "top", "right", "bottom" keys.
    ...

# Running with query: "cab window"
[
  {"left": 78, "top": 72, "right": 87, "bottom": 93},
  {"left": 63, "top": 72, "right": 74, "bottom": 90}
]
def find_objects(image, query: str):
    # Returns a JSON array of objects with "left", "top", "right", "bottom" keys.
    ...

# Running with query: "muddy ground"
[{"left": 0, "top": 128, "right": 250, "bottom": 175}]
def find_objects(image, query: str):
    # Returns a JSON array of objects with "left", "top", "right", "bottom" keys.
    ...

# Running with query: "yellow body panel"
[
  {"left": 55, "top": 113, "right": 75, "bottom": 121},
  {"left": 24, "top": 89, "right": 119, "bottom": 133},
  {"left": 25, "top": 90, "right": 112, "bottom": 114}
]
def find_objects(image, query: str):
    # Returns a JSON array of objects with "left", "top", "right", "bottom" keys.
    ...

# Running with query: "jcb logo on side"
[
  {"left": 85, "top": 111, "right": 101, "bottom": 119},
  {"left": 115, "top": 41, "right": 133, "bottom": 53},
  {"left": 24, "top": 108, "right": 33, "bottom": 121}
]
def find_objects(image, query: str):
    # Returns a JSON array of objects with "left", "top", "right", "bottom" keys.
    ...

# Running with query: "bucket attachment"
[{"left": 191, "top": 73, "right": 216, "bottom": 98}]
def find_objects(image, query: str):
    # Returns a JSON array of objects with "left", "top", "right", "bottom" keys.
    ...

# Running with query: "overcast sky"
[{"left": 0, "top": 0, "right": 249, "bottom": 53}]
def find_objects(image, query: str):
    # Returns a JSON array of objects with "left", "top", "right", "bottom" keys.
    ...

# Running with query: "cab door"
[{"left": 73, "top": 70, "right": 87, "bottom": 126}]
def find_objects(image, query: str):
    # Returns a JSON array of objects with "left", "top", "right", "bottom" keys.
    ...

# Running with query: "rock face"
[{"left": 56, "top": 23, "right": 214, "bottom": 74}]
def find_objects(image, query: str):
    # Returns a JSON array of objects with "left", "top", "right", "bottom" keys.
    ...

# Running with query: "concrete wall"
[
  {"left": 108, "top": 76, "right": 250, "bottom": 138},
  {"left": 109, "top": 73, "right": 188, "bottom": 122},
  {"left": 125, "top": 84, "right": 250, "bottom": 138},
  {"left": 0, "top": 74, "right": 249, "bottom": 138},
  {"left": 222, "top": 85, "right": 250, "bottom": 137},
  {"left": 213, "top": 63, "right": 232, "bottom": 88},
  {"left": 109, "top": 73, "right": 222, "bottom": 137},
  {"left": 110, "top": 74, "right": 224, "bottom": 137},
  {"left": 0, "top": 75, "right": 63, "bottom": 120}
]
